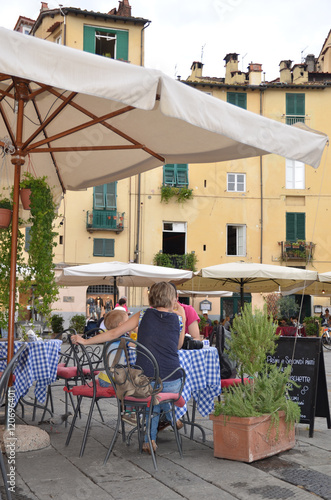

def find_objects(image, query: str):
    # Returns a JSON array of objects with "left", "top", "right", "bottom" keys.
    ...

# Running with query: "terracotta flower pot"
[
  {"left": 20, "top": 188, "right": 32, "bottom": 210},
  {"left": 0, "top": 208, "right": 12, "bottom": 228},
  {"left": 209, "top": 411, "right": 295, "bottom": 462}
]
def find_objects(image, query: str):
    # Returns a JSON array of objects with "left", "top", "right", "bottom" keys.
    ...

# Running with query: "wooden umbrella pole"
[{"left": 7, "top": 90, "right": 25, "bottom": 367}]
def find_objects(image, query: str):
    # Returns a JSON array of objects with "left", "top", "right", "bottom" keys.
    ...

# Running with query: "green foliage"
[
  {"left": 69, "top": 314, "right": 86, "bottom": 334},
  {"left": 51, "top": 314, "right": 64, "bottom": 334},
  {"left": 198, "top": 314, "right": 207, "bottom": 332},
  {"left": 153, "top": 252, "right": 198, "bottom": 271},
  {"left": 214, "top": 303, "right": 301, "bottom": 434},
  {"left": 303, "top": 316, "right": 320, "bottom": 336},
  {"left": 19, "top": 173, "right": 59, "bottom": 327},
  {"left": 0, "top": 197, "right": 12, "bottom": 210},
  {"left": 0, "top": 217, "right": 28, "bottom": 329},
  {"left": 160, "top": 185, "right": 193, "bottom": 204},
  {"left": 277, "top": 296, "right": 299, "bottom": 319},
  {"left": 229, "top": 304, "right": 277, "bottom": 378}
]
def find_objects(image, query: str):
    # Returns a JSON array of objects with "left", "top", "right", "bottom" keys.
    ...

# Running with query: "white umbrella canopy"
[
  {"left": 56, "top": 261, "right": 194, "bottom": 305},
  {"left": 177, "top": 262, "right": 318, "bottom": 308},
  {"left": 0, "top": 27, "right": 328, "bottom": 359},
  {"left": 57, "top": 261, "right": 193, "bottom": 287},
  {"left": 281, "top": 271, "right": 331, "bottom": 296}
]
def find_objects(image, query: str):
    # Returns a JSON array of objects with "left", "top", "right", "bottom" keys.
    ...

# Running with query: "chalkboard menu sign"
[{"left": 266, "top": 337, "right": 331, "bottom": 437}]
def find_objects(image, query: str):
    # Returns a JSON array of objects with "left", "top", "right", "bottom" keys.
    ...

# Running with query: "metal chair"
[
  {"left": 103, "top": 338, "right": 186, "bottom": 471},
  {"left": 64, "top": 337, "right": 115, "bottom": 456},
  {"left": 0, "top": 344, "right": 27, "bottom": 500}
]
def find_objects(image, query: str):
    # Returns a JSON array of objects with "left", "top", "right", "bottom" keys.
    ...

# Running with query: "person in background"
[
  {"left": 203, "top": 312, "right": 212, "bottom": 327},
  {"left": 71, "top": 281, "right": 186, "bottom": 454},
  {"left": 321, "top": 308, "right": 330, "bottom": 326},
  {"left": 170, "top": 283, "right": 200, "bottom": 340},
  {"left": 115, "top": 296, "right": 128, "bottom": 312},
  {"left": 223, "top": 315, "right": 231, "bottom": 331}
]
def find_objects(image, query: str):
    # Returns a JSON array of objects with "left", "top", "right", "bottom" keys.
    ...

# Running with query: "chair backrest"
[
  {"left": 0, "top": 344, "right": 27, "bottom": 406},
  {"left": 210, "top": 324, "right": 237, "bottom": 380},
  {"left": 67, "top": 335, "right": 103, "bottom": 388},
  {"left": 103, "top": 338, "right": 160, "bottom": 403}
]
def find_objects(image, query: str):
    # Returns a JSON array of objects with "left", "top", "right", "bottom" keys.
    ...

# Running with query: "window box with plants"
[
  {"left": 160, "top": 185, "right": 193, "bottom": 204},
  {"left": 209, "top": 304, "right": 300, "bottom": 462},
  {"left": 153, "top": 252, "right": 198, "bottom": 272}
]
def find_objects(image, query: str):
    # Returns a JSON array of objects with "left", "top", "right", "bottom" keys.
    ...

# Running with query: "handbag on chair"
[{"left": 110, "top": 338, "right": 163, "bottom": 411}]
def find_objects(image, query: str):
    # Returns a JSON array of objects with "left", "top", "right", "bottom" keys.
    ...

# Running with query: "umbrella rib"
[
  {"left": 46, "top": 87, "right": 165, "bottom": 162},
  {"left": 21, "top": 91, "right": 77, "bottom": 151},
  {"left": 0, "top": 105, "right": 16, "bottom": 150},
  {"left": 30, "top": 145, "right": 143, "bottom": 152}
]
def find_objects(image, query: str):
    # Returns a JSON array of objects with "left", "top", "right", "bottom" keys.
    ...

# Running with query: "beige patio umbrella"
[
  {"left": 0, "top": 27, "right": 328, "bottom": 363},
  {"left": 177, "top": 262, "right": 318, "bottom": 309}
]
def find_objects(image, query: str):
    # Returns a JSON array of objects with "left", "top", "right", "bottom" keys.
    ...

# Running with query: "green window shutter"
[
  {"left": 227, "top": 92, "right": 247, "bottom": 109},
  {"left": 176, "top": 164, "right": 188, "bottom": 187},
  {"left": 163, "top": 164, "right": 176, "bottom": 186},
  {"left": 104, "top": 239, "right": 115, "bottom": 257},
  {"left": 286, "top": 213, "right": 305, "bottom": 241},
  {"left": 94, "top": 185, "right": 105, "bottom": 209},
  {"left": 83, "top": 26, "right": 95, "bottom": 53},
  {"left": 116, "top": 30, "right": 128, "bottom": 61},
  {"left": 105, "top": 182, "right": 117, "bottom": 210},
  {"left": 93, "top": 238, "right": 104, "bottom": 256},
  {"left": 25, "top": 227, "right": 31, "bottom": 252},
  {"left": 286, "top": 94, "right": 305, "bottom": 115}
]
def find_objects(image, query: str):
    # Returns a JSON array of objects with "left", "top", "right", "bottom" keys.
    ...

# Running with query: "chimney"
[
  {"left": 305, "top": 54, "right": 315, "bottom": 72},
  {"left": 279, "top": 60, "right": 292, "bottom": 84},
  {"left": 292, "top": 63, "right": 308, "bottom": 83},
  {"left": 248, "top": 63, "right": 262, "bottom": 85},
  {"left": 40, "top": 2, "right": 48, "bottom": 11},
  {"left": 187, "top": 61, "right": 203, "bottom": 81},
  {"left": 117, "top": 0, "right": 132, "bottom": 17},
  {"left": 224, "top": 53, "right": 239, "bottom": 84}
]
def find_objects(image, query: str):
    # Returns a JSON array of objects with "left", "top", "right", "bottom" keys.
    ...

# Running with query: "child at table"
[{"left": 71, "top": 281, "right": 186, "bottom": 454}]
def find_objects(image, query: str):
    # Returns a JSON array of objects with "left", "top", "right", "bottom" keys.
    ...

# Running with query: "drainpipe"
[
  {"left": 134, "top": 21, "right": 151, "bottom": 263},
  {"left": 259, "top": 88, "right": 264, "bottom": 263},
  {"left": 59, "top": 6, "right": 66, "bottom": 46}
]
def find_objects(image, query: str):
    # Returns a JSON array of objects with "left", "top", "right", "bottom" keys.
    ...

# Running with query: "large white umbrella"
[
  {"left": 0, "top": 27, "right": 328, "bottom": 360},
  {"left": 56, "top": 261, "right": 193, "bottom": 305},
  {"left": 177, "top": 262, "right": 318, "bottom": 308}
]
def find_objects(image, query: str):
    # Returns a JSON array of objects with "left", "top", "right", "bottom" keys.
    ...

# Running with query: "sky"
[{"left": 1, "top": 0, "right": 331, "bottom": 82}]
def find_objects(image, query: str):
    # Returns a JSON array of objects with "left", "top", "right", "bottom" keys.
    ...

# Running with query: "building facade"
[{"left": 13, "top": 3, "right": 331, "bottom": 322}]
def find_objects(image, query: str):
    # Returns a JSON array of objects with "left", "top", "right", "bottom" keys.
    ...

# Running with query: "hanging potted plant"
[
  {"left": 19, "top": 173, "right": 59, "bottom": 329},
  {"left": 209, "top": 304, "right": 301, "bottom": 462},
  {"left": 0, "top": 197, "right": 13, "bottom": 228}
]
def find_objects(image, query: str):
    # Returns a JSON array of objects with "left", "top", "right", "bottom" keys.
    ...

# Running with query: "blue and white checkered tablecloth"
[
  {"left": 128, "top": 346, "right": 221, "bottom": 419},
  {"left": 177, "top": 347, "right": 221, "bottom": 419},
  {"left": 0, "top": 340, "right": 62, "bottom": 406}
]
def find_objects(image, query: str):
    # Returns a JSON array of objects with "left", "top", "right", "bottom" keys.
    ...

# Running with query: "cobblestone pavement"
[{"left": 5, "top": 348, "right": 331, "bottom": 500}]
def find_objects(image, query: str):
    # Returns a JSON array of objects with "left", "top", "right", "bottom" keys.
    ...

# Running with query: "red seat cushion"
[
  {"left": 124, "top": 392, "right": 184, "bottom": 406},
  {"left": 64, "top": 383, "right": 115, "bottom": 398},
  {"left": 221, "top": 378, "right": 250, "bottom": 388},
  {"left": 57, "top": 366, "right": 95, "bottom": 379}
]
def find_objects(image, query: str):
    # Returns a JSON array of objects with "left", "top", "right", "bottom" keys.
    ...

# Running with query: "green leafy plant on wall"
[
  {"left": 69, "top": 314, "right": 86, "bottom": 334},
  {"left": 160, "top": 185, "right": 193, "bottom": 204},
  {"left": 153, "top": 252, "right": 198, "bottom": 271},
  {"left": 20, "top": 173, "right": 59, "bottom": 327}
]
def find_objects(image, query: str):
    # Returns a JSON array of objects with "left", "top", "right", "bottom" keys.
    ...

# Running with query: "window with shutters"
[
  {"left": 286, "top": 93, "right": 305, "bottom": 125},
  {"left": 227, "top": 92, "right": 247, "bottom": 109},
  {"left": 93, "top": 238, "right": 115, "bottom": 257},
  {"left": 163, "top": 164, "right": 188, "bottom": 187},
  {"left": 227, "top": 173, "right": 246, "bottom": 192},
  {"left": 227, "top": 225, "right": 246, "bottom": 256},
  {"left": 83, "top": 26, "right": 128, "bottom": 61},
  {"left": 286, "top": 159, "right": 305, "bottom": 189},
  {"left": 93, "top": 183, "right": 117, "bottom": 210},
  {"left": 286, "top": 213, "right": 305, "bottom": 242}
]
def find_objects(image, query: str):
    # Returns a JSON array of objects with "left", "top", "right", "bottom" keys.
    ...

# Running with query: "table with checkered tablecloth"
[
  {"left": 0, "top": 340, "right": 62, "bottom": 406},
  {"left": 127, "top": 345, "right": 221, "bottom": 420}
]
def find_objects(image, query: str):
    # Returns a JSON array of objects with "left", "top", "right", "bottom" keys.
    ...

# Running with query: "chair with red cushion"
[
  {"left": 64, "top": 339, "right": 115, "bottom": 457},
  {"left": 103, "top": 338, "right": 186, "bottom": 471}
]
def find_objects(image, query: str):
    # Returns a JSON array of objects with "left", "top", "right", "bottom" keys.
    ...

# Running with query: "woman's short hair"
[{"left": 149, "top": 282, "right": 176, "bottom": 309}]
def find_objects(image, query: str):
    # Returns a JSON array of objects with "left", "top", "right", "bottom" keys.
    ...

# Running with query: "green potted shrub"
[
  {"left": 209, "top": 304, "right": 301, "bottom": 462},
  {"left": 69, "top": 314, "right": 86, "bottom": 334},
  {"left": 51, "top": 314, "right": 64, "bottom": 335},
  {"left": 303, "top": 316, "right": 321, "bottom": 337}
]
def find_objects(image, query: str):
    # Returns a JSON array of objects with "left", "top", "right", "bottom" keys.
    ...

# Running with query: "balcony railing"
[
  {"left": 278, "top": 241, "right": 315, "bottom": 262},
  {"left": 285, "top": 115, "right": 306, "bottom": 125},
  {"left": 86, "top": 210, "right": 124, "bottom": 233}
]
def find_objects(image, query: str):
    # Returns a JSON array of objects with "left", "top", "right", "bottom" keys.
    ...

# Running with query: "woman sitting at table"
[{"left": 72, "top": 281, "right": 185, "bottom": 454}]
